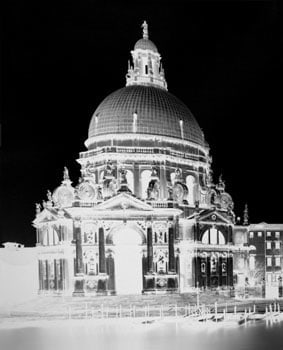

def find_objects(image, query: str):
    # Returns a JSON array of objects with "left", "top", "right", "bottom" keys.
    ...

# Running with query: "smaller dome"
[{"left": 134, "top": 38, "right": 158, "bottom": 52}]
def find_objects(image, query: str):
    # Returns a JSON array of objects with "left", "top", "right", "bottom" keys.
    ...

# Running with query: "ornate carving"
[{"left": 77, "top": 181, "right": 96, "bottom": 201}]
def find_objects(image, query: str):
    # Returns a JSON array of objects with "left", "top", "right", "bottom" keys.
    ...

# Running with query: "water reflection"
[{"left": 0, "top": 319, "right": 282, "bottom": 350}]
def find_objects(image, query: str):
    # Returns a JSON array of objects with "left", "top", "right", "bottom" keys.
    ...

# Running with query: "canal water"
[{"left": 0, "top": 319, "right": 282, "bottom": 350}]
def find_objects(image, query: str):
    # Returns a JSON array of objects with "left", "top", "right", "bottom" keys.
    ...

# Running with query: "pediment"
[
  {"left": 196, "top": 209, "right": 233, "bottom": 225},
  {"left": 95, "top": 193, "right": 154, "bottom": 212},
  {"left": 33, "top": 208, "right": 71, "bottom": 225}
]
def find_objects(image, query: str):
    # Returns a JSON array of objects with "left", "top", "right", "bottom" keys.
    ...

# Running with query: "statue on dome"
[
  {"left": 63, "top": 166, "right": 69, "bottom": 181},
  {"left": 35, "top": 203, "right": 41, "bottom": 215},
  {"left": 217, "top": 174, "right": 225, "bottom": 192},
  {"left": 47, "top": 190, "right": 52, "bottom": 202},
  {"left": 206, "top": 169, "right": 214, "bottom": 188},
  {"left": 142, "top": 20, "right": 148, "bottom": 39}
]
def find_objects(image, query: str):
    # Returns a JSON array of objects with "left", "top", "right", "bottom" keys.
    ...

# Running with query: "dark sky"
[{"left": 1, "top": 0, "right": 282, "bottom": 246}]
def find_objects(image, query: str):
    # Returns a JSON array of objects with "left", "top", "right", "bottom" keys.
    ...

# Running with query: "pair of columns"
[
  {"left": 73, "top": 219, "right": 106, "bottom": 295},
  {"left": 74, "top": 219, "right": 106, "bottom": 275},
  {"left": 146, "top": 221, "right": 176, "bottom": 274}
]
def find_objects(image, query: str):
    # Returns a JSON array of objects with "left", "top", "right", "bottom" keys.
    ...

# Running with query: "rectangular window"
[
  {"left": 267, "top": 273, "right": 272, "bottom": 282},
  {"left": 275, "top": 257, "right": 281, "bottom": 266},
  {"left": 258, "top": 231, "right": 262, "bottom": 237},
  {"left": 267, "top": 257, "right": 272, "bottom": 267},
  {"left": 275, "top": 241, "right": 280, "bottom": 250},
  {"left": 249, "top": 231, "right": 254, "bottom": 238},
  {"left": 145, "top": 65, "right": 148, "bottom": 74},
  {"left": 275, "top": 232, "right": 280, "bottom": 238},
  {"left": 266, "top": 241, "right": 272, "bottom": 250},
  {"left": 267, "top": 231, "right": 271, "bottom": 237}
]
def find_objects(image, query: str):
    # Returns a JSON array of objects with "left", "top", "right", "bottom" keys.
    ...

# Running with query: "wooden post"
[{"left": 215, "top": 302, "right": 218, "bottom": 322}]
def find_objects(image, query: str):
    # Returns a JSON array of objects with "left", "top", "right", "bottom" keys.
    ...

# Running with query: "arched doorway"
[{"left": 112, "top": 225, "right": 144, "bottom": 295}]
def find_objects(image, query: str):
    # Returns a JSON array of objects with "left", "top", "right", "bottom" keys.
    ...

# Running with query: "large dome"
[{"left": 88, "top": 85, "right": 204, "bottom": 146}]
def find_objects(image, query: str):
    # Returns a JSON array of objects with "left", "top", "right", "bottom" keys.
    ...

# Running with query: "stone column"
[
  {"left": 46, "top": 260, "right": 49, "bottom": 290},
  {"left": 227, "top": 255, "right": 233, "bottom": 287},
  {"left": 99, "top": 226, "right": 106, "bottom": 273},
  {"left": 168, "top": 222, "right": 175, "bottom": 272},
  {"left": 133, "top": 163, "right": 140, "bottom": 197},
  {"left": 54, "top": 259, "right": 58, "bottom": 290},
  {"left": 73, "top": 218, "right": 85, "bottom": 296},
  {"left": 97, "top": 225, "right": 107, "bottom": 294},
  {"left": 160, "top": 164, "right": 167, "bottom": 200},
  {"left": 206, "top": 255, "right": 211, "bottom": 288},
  {"left": 147, "top": 224, "right": 153, "bottom": 273}
]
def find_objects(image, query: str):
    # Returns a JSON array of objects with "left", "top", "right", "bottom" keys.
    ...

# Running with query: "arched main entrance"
[{"left": 112, "top": 225, "right": 144, "bottom": 295}]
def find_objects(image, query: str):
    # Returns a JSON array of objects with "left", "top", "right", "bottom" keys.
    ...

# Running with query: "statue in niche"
[
  {"left": 151, "top": 165, "right": 159, "bottom": 178},
  {"left": 147, "top": 179, "right": 160, "bottom": 200},
  {"left": 167, "top": 183, "right": 173, "bottom": 200},
  {"left": 119, "top": 168, "right": 127, "bottom": 184},
  {"left": 105, "top": 160, "right": 115, "bottom": 178},
  {"left": 102, "top": 161, "right": 117, "bottom": 198},
  {"left": 97, "top": 186, "right": 103, "bottom": 201},
  {"left": 175, "top": 168, "right": 182, "bottom": 181}
]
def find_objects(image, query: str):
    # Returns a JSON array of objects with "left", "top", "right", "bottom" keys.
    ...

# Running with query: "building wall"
[{"left": 0, "top": 247, "right": 38, "bottom": 306}]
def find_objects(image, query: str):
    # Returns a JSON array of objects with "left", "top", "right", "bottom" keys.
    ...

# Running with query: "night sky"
[{"left": 1, "top": 0, "right": 282, "bottom": 246}]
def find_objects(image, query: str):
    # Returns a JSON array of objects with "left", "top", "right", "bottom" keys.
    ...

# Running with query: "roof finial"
[
  {"left": 142, "top": 20, "right": 149, "bottom": 39},
  {"left": 243, "top": 203, "right": 249, "bottom": 225}
]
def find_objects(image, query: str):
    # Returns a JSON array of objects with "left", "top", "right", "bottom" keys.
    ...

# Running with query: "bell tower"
[{"left": 126, "top": 21, "right": 167, "bottom": 90}]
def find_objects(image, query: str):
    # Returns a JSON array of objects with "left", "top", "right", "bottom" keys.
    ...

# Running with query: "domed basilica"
[{"left": 33, "top": 22, "right": 251, "bottom": 296}]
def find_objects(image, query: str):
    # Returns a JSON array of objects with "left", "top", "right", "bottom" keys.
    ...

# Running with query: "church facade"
[{"left": 33, "top": 22, "right": 251, "bottom": 296}]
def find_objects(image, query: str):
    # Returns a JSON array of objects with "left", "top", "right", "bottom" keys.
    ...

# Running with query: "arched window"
[
  {"left": 141, "top": 170, "right": 152, "bottom": 199},
  {"left": 201, "top": 228, "right": 226, "bottom": 245}
]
